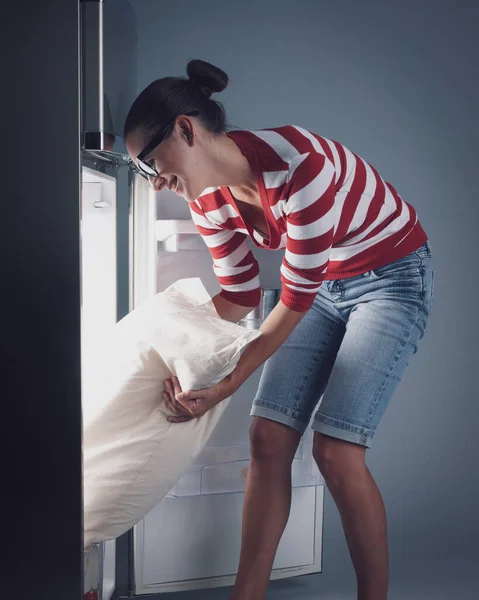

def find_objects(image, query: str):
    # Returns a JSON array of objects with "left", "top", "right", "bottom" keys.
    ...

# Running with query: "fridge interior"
[
  {"left": 139, "top": 181, "right": 324, "bottom": 499},
  {"left": 130, "top": 176, "right": 325, "bottom": 595},
  {"left": 80, "top": 163, "right": 325, "bottom": 597}
]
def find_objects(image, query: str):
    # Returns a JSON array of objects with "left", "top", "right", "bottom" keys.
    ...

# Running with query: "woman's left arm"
[
  {"left": 231, "top": 300, "right": 307, "bottom": 387},
  {"left": 166, "top": 302, "right": 307, "bottom": 422}
]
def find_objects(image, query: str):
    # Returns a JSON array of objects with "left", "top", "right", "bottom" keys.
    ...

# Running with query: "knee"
[
  {"left": 249, "top": 418, "right": 300, "bottom": 464},
  {"left": 313, "top": 433, "right": 366, "bottom": 487}
]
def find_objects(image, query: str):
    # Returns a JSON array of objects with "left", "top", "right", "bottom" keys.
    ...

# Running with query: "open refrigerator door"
[{"left": 81, "top": 167, "right": 118, "bottom": 600}]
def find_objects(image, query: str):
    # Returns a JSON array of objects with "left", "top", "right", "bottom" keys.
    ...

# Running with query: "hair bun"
[{"left": 186, "top": 59, "right": 228, "bottom": 98}]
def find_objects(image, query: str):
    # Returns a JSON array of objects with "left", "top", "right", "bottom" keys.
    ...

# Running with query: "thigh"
[
  {"left": 313, "top": 250, "right": 434, "bottom": 447},
  {"left": 251, "top": 293, "right": 346, "bottom": 434}
]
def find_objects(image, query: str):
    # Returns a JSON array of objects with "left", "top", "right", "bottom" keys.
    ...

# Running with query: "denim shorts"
[{"left": 250, "top": 241, "right": 435, "bottom": 448}]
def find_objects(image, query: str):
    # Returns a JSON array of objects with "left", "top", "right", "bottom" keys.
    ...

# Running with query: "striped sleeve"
[
  {"left": 189, "top": 201, "right": 261, "bottom": 307},
  {"left": 280, "top": 152, "right": 336, "bottom": 312}
]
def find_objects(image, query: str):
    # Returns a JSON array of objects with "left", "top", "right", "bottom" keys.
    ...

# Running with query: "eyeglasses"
[{"left": 136, "top": 111, "right": 200, "bottom": 179}]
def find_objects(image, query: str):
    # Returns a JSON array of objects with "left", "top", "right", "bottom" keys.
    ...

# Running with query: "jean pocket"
[
  {"left": 414, "top": 241, "right": 432, "bottom": 260},
  {"left": 368, "top": 253, "right": 422, "bottom": 280}
]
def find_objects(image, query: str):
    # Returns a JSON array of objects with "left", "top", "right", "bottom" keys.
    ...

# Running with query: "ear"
[{"left": 176, "top": 115, "right": 195, "bottom": 147}]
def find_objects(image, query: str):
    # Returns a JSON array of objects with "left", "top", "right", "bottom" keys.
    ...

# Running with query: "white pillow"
[{"left": 82, "top": 278, "right": 261, "bottom": 558}]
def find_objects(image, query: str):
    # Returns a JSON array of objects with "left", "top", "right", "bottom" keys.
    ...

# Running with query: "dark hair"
[{"left": 124, "top": 59, "right": 229, "bottom": 143}]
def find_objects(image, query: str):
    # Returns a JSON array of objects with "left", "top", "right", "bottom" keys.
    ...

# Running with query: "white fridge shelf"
[
  {"left": 155, "top": 219, "right": 207, "bottom": 252},
  {"left": 168, "top": 434, "right": 323, "bottom": 497}
]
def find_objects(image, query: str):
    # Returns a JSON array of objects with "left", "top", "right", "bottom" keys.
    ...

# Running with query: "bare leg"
[
  {"left": 314, "top": 432, "right": 389, "bottom": 600},
  {"left": 229, "top": 417, "right": 301, "bottom": 600}
]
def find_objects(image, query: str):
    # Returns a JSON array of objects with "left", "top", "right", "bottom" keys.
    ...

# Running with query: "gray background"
[{"left": 129, "top": 0, "right": 478, "bottom": 597}]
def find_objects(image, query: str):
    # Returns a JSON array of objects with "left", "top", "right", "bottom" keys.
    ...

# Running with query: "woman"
[{"left": 125, "top": 59, "right": 434, "bottom": 600}]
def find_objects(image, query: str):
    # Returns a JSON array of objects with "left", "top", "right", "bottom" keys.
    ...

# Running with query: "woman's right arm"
[
  {"left": 190, "top": 200, "right": 260, "bottom": 321},
  {"left": 212, "top": 294, "right": 254, "bottom": 323}
]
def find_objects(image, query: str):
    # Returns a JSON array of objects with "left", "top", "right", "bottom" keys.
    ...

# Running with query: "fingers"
[
  {"left": 162, "top": 391, "right": 178, "bottom": 415},
  {"left": 163, "top": 378, "right": 174, "bottom": 398},
  {"left": 164, "top": 377, "right": 206, "bottom": 405},
  {"left": 162, "top": 378, "right": 211, "bottom": 422},
  {"left": 172, "top": 376, "right": 183, "bottom": 399},
  {"left": 164, "top": 377, "right": 186, "bottom": 402},
  {"left": 164, "top": 392, "right": 188, "bottom": 416},
  {"left": 167, "top": 415, "right": 193, "bottom": 423},
  {"left": 163, "top": 391, "right": 193, "bottom": 422},
  {"left": 163, "top": 379, "right": 178, "bottom": 407},
  {"left": 163, "top": 378, "right": 194, "bottom": 422},
  {"left": 176, "top": 388, "right": 207, "bottom": 403}
]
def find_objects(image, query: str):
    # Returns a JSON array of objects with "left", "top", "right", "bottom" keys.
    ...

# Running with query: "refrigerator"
[
  {"left": 81, "top": 166, "right": 325, "bottom": 598},
  {"left": 80, "top": 1, "right": 325, "bottom": 597}
]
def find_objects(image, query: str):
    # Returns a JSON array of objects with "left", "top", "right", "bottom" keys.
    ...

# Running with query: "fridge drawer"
[
  {"left": 167, "top": 436, "right": 323, "bottom": 497},
  {"left": 133, "top": 485, "right": 323, "bottom": 595}
]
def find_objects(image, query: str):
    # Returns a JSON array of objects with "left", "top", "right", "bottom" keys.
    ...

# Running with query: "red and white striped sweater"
[{"left": 190, "top": 125, "right": 427, "bottom": 312}]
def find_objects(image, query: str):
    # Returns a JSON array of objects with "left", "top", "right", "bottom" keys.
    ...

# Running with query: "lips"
[{"left": 169, "top": 176, "right": 178, "bottom": 192}]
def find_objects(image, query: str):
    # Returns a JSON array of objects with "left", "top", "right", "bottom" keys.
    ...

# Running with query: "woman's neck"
[{"left": 209, "top": 134, "right": 259, "bottom": 205}]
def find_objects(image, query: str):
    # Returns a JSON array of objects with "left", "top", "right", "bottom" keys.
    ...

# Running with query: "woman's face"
[{"left": 126, "top": 116, "right": 210, "bottom": 203}]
